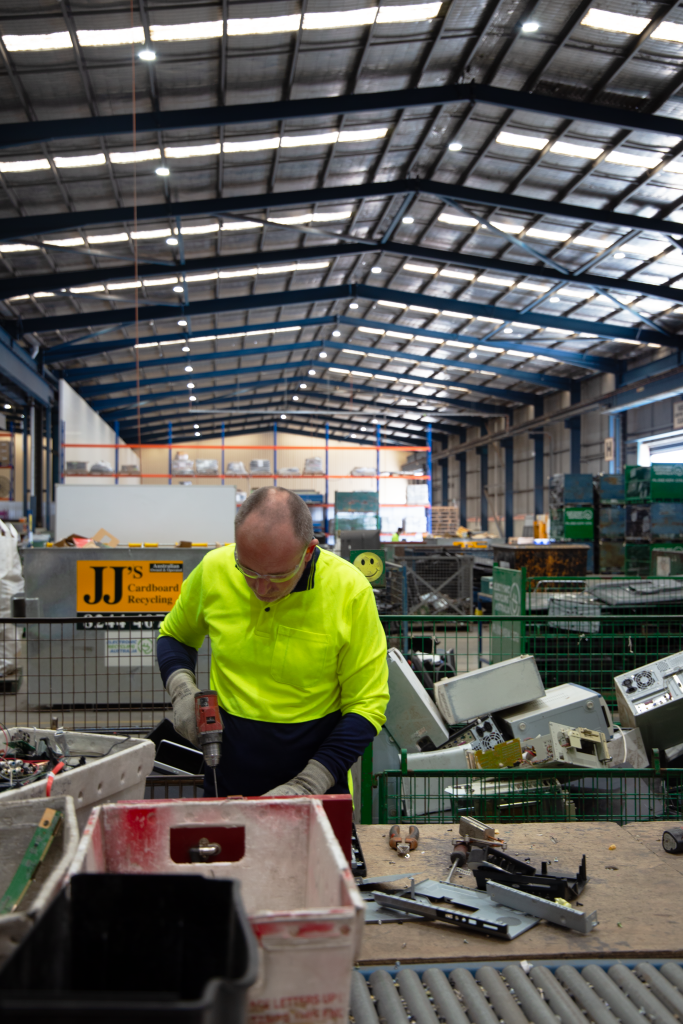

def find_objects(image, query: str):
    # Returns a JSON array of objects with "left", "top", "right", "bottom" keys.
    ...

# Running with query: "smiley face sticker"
[{"left": 351, "top": 549, "right": 386, "bottom": 587}]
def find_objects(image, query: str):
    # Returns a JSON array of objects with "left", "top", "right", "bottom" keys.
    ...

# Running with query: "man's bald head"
[{"left": 234, "top": 487, "right": 314, "bottom": 545}]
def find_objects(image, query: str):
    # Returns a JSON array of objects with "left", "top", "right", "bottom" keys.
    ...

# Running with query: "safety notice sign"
[{"left": 76, "top": 561, "right": 184, "bottom": 615}]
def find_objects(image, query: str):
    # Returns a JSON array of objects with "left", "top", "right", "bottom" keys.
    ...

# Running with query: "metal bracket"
[{"left": 486, "top": 880, "right": 598, "bottom": 934}]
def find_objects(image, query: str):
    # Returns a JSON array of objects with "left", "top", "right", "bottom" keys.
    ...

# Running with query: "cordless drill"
[{"left": 194, "top": 691, "right": 222, "bottom": 796}]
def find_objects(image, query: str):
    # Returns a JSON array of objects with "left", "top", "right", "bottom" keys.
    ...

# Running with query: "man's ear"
[{"left": 304, "top": 538, "right": 319, "bottom": 562}]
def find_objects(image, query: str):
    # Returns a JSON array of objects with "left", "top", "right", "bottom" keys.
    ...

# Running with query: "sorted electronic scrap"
[{"left": 473, "top": 848, "right": 589, "bottom": 902}]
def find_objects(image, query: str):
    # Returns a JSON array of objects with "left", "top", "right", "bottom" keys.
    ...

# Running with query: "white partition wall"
[
  {"left": 55, "top": 484, "right": 236, "bottom": 545},
  {"left": 59, "top": 380, "right": 140, "bottom": 485}
]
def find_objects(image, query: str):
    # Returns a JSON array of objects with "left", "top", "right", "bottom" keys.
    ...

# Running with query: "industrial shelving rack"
[
  {"left": 61, "top": 424, "right": 434, "bottom": 530},
  {"left": 0, "top": 429, "right": 16, "bottom": 503}
]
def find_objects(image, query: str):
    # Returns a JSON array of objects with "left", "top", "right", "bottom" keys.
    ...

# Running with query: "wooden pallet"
[{"left": 430, "top": 505, "right": 461, "bottom": 535}]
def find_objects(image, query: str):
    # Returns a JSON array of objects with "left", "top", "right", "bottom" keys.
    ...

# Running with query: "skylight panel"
[
  {"left": 516, "top": 282, "right": 551, "bottom": 292},
  {"left": 438, "top": 212, "right": 479, "bottom": 227},
  {"left": 217, "top": 268, "right": 257, "bottom": 279},
  {"left": 478, "top": 275, "right": 514, "bottom": 287},
  {"left": 558, "top": 287, "right": 595, "bottom": 299},
  {"left": 77, "top": 27, "right": 145, "bottom": 46},
  {"left": 477, "top": 317, "right": 504, "bottom": 324},
  {"left": 87, "top": 233, "right": 129, "bottom": 244},
  {"left": 404, "top": 263, "right": 439, "bottom": 274},
  {"left": 142, "top": 277, "right": 178, "bottom": 286},
  {"left": 410, "top": 304, "right": 440, "bottom": 313},
  {"left": 496, "top": 131, "right": 549, "bottom": 150},
  {"left": 440, "top": 310, "right": 473, "bottom": 319},
  {"left": 33, "top": 292, "right": 54, "bottom": 298},
  {"left": 110, "top": 149, "right": 161, "bottom": 163},
  {"left": 221, "top": 220, "right": 263, "bottom": 231},
  {"left": 581, "top": 8, "right": 651, "bottom": 33},
  {"left": 604, "top": 150, "right": 663, "bottom": 169},
  {"left": 186, "top": 272, "right": 218, "bottom": 282},
  {"left": 386, "top": 330, "right": 415, "bottom": 339},
  {"left": 71, "top": 285, "right": 106, "bottom": 294},
  {"left": 329, "top": 367, "right": 350, "bottom": 373},
  {"left": 223, "top": 138, "right": 280, "bottom": 153},
  {"left": 281, "top": 132, "right": 339, "bottom": 148},
  {"left": 526, "top": 227, "right": 573, "bottom": 242},
  {"left": 507, "top": 349, "right": 533, "bottom": 358},
  {"left": 165, "top": 143, "right": 221, "bottom": 159},
  {"left": 651, "top": 20, "right": 683, "bottom": 41},
  {"left": 535, "top": 355, "right": 557, "bottom": 362},
  {"left": 179, "top": 224, "right": 219, "bottom": 235},
  {"left": 378, "top": 300, "right": 408, "bottom": 309},
  {"left": 269, "top": 211, "right": 352, "bottom": 224},
  {"left": 477, "top": 344, "right": 502, "bottom": 351},
  {"left": 150, "top": 20, "right": 223, "bottom": 42},
  {"left": 303, "top": 8, "right": 376, "bottom": 30},
  {"left": 8, "top": 295, "right": 31, "bottom": 301},
  {"left": 550, "top": 140, "right": 604, "bottom": 159},
  {"left": 620, "top": 239, "right": 670, "bottom": 257},
  {"left": 489, "top": 221, "right": 525, "bottom": 234},
  {"left": 376, "top": 3, "right": 442, "bottom": 23},
  {"left": 0, "top": 243, "right": 39, "bottom": 252},
  {"left": 46, "top": 237, "right": 85, "bottom": 247},
  {"left": 338, "top": 128, "right": 388, "bottom": 142},
  {"left": 107, "top": 280, "right": 142, "bottom": 290},
  {"left": 573, "top": 235, "right": 613, "bottom": 248},
  {"left": 351, "top": 370, "right": 374, "bottom": 377},
  {"left": 635, "top": 298, "right": 675, "bottom": 313},
  {"left": 439, "top": 268, "right": 475, "bottom": 280},
  {"left": 3, "top": 32, "right": 71, "bottom": 51},
  {"left": 0, "top": 159, "right": 50, "bottom": 173},
  {"left": 258, "top": 262, "right": 330, "bottom": 274},
  {"left": 227, "top": 15, "right": 301, "bottom": 35},
  {"left": 54, "top": 153, "right": 106, "bottom": 168},
  {"left": 130, "top": 228, "right": 171, "bottom": 239}
]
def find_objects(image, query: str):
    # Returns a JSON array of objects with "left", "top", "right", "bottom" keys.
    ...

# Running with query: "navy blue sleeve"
[
  {"left": 157, "top": 634, "right": 198, "bottom": 687},
  {"left": 313, "top": 712, "right": 377, "bottom": 783}
]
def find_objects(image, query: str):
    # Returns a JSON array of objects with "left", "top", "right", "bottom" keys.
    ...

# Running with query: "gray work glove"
[
  {"left": 166, "top": 669, "right": 200, "bottom": 748},
  {"left": 264, "top": 759, "right": 335, "bottom": 797}
]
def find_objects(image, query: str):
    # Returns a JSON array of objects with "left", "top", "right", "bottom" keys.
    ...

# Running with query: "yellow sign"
[{"left": 76, "top": 561, "right": 183, "bottom": 614}]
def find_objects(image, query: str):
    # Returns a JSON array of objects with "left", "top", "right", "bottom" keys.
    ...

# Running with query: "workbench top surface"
[{"left": 356, "top": 821, "right": 683, "bottom": 965}]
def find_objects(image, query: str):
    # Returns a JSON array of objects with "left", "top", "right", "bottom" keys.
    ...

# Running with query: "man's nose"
[{"left": 254, "top": 577, "right": 271, "bottom": 597}]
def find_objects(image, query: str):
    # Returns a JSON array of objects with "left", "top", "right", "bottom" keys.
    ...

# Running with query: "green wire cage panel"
[
  {"left": 379, "top": 614, "right": 683, "bottom": 712},
  {"left": 375, "top": 767, "right": 683, "bottom": 827}
]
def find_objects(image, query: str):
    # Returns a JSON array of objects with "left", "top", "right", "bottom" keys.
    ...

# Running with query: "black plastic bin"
[{"left": 0, "top": 873, "right": 258, "bottom": 1023}]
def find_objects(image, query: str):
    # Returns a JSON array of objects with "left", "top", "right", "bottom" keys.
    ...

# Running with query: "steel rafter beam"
[
  {"left": 3, "top": 84, "right": 683, "bottom": 151},
  {"left": 99, "top": 373, "right": 485, "bottom": 427},
  {"left": 63, "top": 335, "right": 567, "bottom": 395},
  {"left": 0, "top": 179, "right": 681, "bottom": 246},
  {"left": 77, "top": 358, "right": 504, "bottom": 414},
  {"left": 9, "top": 236, "right": 683, "bottom": 311},
  {"left": 0, "top": 333, "right": 53, "bottom": 405},
  {"left": 127, "top": 420, "right": 430, "bottom": 446},
  {"left": 44, "top": 313, "right": 614, "bottom": 374},
  {"left": 8, "top": 281, "right": 669, "bottom": 348}
]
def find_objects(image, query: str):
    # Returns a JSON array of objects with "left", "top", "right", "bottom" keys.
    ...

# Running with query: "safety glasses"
[{"left": 234, "top": 547, "right": 307, "bottom": 583}]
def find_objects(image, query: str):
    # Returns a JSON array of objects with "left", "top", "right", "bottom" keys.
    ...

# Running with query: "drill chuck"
[{"left": 201, "top": 739, "right": 222, "bottom": 768}]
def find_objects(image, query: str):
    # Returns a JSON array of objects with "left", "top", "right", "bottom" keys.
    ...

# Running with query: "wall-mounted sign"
[{"left": 76, "top": 561, "right": 183, "bottom": 615}]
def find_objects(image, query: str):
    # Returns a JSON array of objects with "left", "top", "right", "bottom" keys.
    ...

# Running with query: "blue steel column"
[
  {"left": 376, "top": 423, "right": 381, "bottom": 530},
  {"left": 426, "top": 425, "right": 432, "bottom": 534},
  {"left": 114, "top": 420, "right": 119, "bottom": 485},
  {"left": 221, "top": 421, "right": 225, "bottom": 485},
  {"left": 457, "top": 452, "right": 467, "bottom": 527},
  {"left": 565, "top": 416, "right": 581, "bottom": 474},
  {"left": 22, "top": 409, "right": 28, "bottom": 517},
  {"left": 45, "top": 408, "right": 51, "bottom": 530},
  {"left": 325, "top": 422, "right": 330, "bottom": 534},
  {"left": 168, "top": 422, "right": 172, "bottom": 484},
  {"left": 477, "top": 444, "right": 488, "bottom": 532},
  {"left": 273, "top": 421, "right": 277, "bottom": 485},
  {"left": 530, "top": 433, "right": 544, "bottom": 518},
  {"left": 501, "top": 437, "right": 513, "bottom": 541}
]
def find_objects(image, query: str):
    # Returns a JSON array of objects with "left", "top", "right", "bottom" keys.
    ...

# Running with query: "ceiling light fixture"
[
  {"left": 187, "top": 382, "right": 195, "bottom": 389},
  {"left": 185, "top": 365, "right": 193, "bottom": 372},
  {"left": 402, "top": 215, "right": 415, "bottom": 224},
  {"left": 319, "top": 351, "right": 328, "bottom": 358},
  {"left": 195, "top": 431, "right": 201, "bottom": 436},
  {"left": 3, "top": 404, "right": 11, "bottom": 410},
  {"left": 155, "top": 166, "right": 170, "bottom": 176},
  {"left": 189, "top": 395, "right": 197, "bottom": 401},
  {"left": 300, "top": 383, "right": 308, "bottom": 389},
  {"left": 281, "top": 414, "right": 287, "bottom": 419},
  {"left": 522, "top": 21, "right": 539, "bottom": 31},
  {"left": 293, "top": 395, "right": 300, "bottom": 401},
  {"left": 193, "top": 423, "right": 199, "bottom": 429},
  {"left": 349, "top": 302, "right": 359, "bottom": 309},
  {"left": 182, "top": 345, "right": 190, "bottom": 352},
  {"left": 138, "top": 49, "right": 156, "bottom": 60},
  {"left": 613, "top": 252, "right": 626, "bottom": 259},
  {"left": 503, "top": 328, "right": 513, "bottom": 334},
  {"left": 173, "top": 285, "right": 185, "bottom": 293},
  {"left": 178, "top": 319, "right": 187, "bottom": 326},
  {"left": 308, "top": 369, "right": 317, "bottom": 376},
  {"left": 166, "top": 237, "right": 179, "bottom": 246},
  {"left": 371, "top": 266, "right": 382, "bottom": 274},
  {"left": 448, "top": 142, "right": 462, "bottom": 151},
  {"left": 332, "top": 330, "right": 341, "bottom": 337},
  {"left": 468, "top": 352, "right": 478, "bottom": 359}
]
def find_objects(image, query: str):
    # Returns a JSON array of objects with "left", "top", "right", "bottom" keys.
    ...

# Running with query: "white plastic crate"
[
  {"left": 0, "top": 728, "right": 155, "bottom": 829},
  {"left": 0, "top": 794, "right": 79, "bottom": 967},
  {"left": 68, "top": 797, "right": 364, "bottom": 1024}
]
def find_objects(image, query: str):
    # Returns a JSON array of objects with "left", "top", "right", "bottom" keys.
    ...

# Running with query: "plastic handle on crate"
[{"left": 45, "top": 761, "right": 65, "bottom": 796}]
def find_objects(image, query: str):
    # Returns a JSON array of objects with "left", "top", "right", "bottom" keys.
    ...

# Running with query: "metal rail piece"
[{"left": 486, "top": 880, "right": 598, "bottom": 934}]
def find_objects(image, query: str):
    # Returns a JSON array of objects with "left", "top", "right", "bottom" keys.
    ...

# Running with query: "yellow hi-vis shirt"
[{"left": 159, "top": 544, "right": 389, "bottom": 730}]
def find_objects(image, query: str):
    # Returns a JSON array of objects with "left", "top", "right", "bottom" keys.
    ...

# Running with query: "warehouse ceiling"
[{"left": 2, "top": 0, "right": 683, "bottom": 444}]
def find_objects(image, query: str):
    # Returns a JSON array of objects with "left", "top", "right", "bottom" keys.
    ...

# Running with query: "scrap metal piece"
[
  {"left": 549, "top": 722, "right": 611, "bottom": 767},
  {"left": 486, "top": 880, "right": 598, "bottom": 933},
  {"left": 357, "top": 873, "right": 420, "bottom": 888},
  {"left": 474, "top": 852, "right": 588, "bottom": 901},
  {"left": 459, "top": 815, "right": 495, "bottom": 841},
  {"left": 373, "top": 884, "right": 539, "bottom": 940}
]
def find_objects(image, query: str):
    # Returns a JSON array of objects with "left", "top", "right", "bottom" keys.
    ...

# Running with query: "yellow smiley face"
[{"left": 353, "top": 551, "right": 384, "bottom": 583}]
